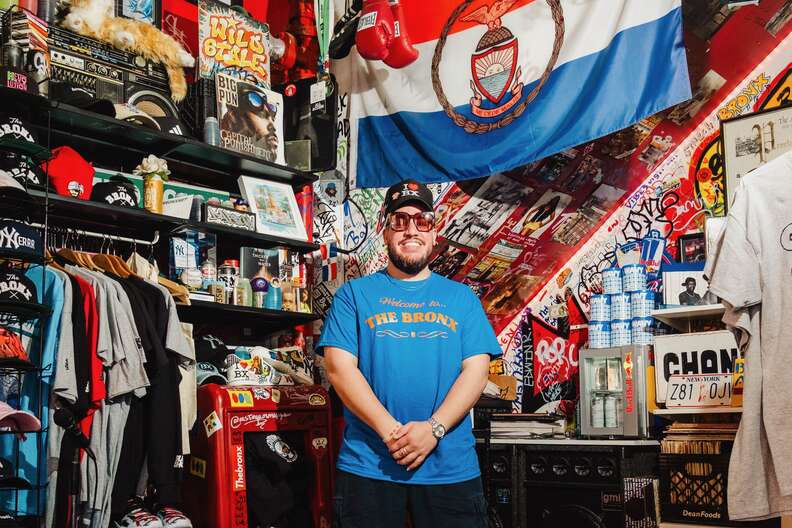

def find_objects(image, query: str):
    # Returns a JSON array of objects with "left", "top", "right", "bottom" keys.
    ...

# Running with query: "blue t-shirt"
[
  {"left": 0, "top": 268, "right": 64, "bottom": 515},
  {"left": 317, "top": 271, "right": 501, "bottom": 484}
]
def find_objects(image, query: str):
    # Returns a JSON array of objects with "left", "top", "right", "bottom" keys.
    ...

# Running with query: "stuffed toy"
[{"left": 59, "top": 0, "right": 194, "bottom": 101}]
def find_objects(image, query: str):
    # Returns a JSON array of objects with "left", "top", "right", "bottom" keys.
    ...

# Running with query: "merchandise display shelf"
[
  {"left": 0, "top": 188, "right": 319, "bottom": 253},
  {"left": 652, "top": 407, "right": 743, "bottom": 416},
  {"left": 1, "top": 87, "right": 317, "bottom": 193},
  {"left": 652, "top": 304, "right": 726, "bottom": 331},
  {"left": 0, "top": 300, "right": 52, "bottom": 322},
  {"left": 175, "top": 300, "right": 320, "bottom": 329},
  {"left": 490, "top": 438, "right": 660, "bottom": 446}
]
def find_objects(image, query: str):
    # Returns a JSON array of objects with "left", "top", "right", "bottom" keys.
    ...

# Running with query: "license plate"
[{"left": 666, "top": 374, "right": 732, "bottom": 407}]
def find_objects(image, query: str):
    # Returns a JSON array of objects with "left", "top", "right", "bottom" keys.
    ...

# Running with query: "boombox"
[{"left": 47, "top": 25, "right": 180, "bottom": 120}]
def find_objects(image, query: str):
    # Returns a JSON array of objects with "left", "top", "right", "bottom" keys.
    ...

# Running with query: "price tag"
[
  {"left": 665, "top": 374, "right": 733, "bottom": 407},
  {"left": 310, "top": 81, "right": 327, "bottom": 105}
]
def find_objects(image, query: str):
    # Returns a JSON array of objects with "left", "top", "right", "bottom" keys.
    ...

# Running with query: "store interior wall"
[{"left": 314, "top": 0, "right": 792, "bottom": 412}]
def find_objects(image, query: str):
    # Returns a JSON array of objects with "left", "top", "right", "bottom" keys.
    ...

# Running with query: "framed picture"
[
  {"left": 117, "top": 0, "right": 160, "bottom": 25},
  {"left": 662, "top": 263, "right": 710, "bottom": 307},
  {"left": 677, "top": 233, "right": 706, "bottom": 263},
  {"left": 237, "top": 176, "right": 308, "bottom": 242},
  {"left": 720, "top": 105, "right": 792, "bottom": 210}
]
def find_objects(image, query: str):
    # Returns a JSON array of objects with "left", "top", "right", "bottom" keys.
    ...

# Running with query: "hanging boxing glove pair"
[{"left": 354, "top": 0, "right": 418, "bottom": 68}]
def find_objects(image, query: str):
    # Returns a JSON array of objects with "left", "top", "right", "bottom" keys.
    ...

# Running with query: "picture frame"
[
  {"left": 720, "top": 105, "right": 792, "bottom": 210},
  {"left": 677, "top": 233, "right": 706, "bottom": 263},
  {"left": 237, "top": 176, "right": 308, "bottom": 242},
  {"left": 661, "top": 262, "right": 711, "bottom": 307}
]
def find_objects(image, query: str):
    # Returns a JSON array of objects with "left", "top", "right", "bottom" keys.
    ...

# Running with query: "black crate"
[
  {"left": 659, "top": 452, "right": 778, "bottom": 527},
  {"left": 179, "top": 77, "right": 216, "bottom": 139}
]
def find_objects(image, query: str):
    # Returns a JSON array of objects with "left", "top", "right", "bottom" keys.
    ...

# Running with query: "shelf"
[
  {"left": 490, "top": 438, "right": 660, "bottom": 446},
  {"left": 0, "top": 188, "right": 320, "bottom": 253},
  {"left": 176, "top": 300, "right": 320, "bottom": 332},
  {"left": 652, "top": 303, "right": 725, "bottom": 331},
  {"left": 652, "top": 407, "right": 742, "bottom": 416},
  {"left": 0, "top": 300, "right": 52, "bottom": 322},
  {"left": 1, "top": 86, "right": 317, "bottom": 194}
]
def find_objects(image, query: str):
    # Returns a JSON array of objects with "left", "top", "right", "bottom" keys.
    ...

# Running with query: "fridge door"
[{"left": 580, "top": 348, "right": 625, "bottom": 437}]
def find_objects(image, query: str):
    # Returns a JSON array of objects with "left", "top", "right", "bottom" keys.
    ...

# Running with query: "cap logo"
[
  {"left": 104, "top": 190, "right": 135, "bottom": 206},
  {"left": 67, "top": 181, "right": 84, "bottom": 197},
  {"left": 0, "top": 120, "right": 34, "bottom": 142},
  {"left": 391, "top": 191, "right": 400, "bottom": 200},
  {"left": 0, "top": 278, "right": 33, "bottom": 301},
  {"left": 400, "top": 184, "right": 420, "bottom": 197},
  {"left": 0, "top": 227, "right": 35, "bottom": 250}
]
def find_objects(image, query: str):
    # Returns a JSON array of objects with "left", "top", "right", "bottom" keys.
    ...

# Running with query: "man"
[
  {"left": 678, "top": 277, "right": 702, "bottom": 306},
  {"left": 318, "top": 179, "right": 501, "bottom": 528}
]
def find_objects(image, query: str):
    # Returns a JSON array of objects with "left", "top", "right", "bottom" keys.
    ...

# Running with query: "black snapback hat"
[
  {"left": 90, "top": 176, "right": 139, "bottom": 208},
  {"left": 383, "top": 179, "right": 434, "bottom": 215},
  {"left": 0, "top": 269, "right": 37, "bottom": 303}
]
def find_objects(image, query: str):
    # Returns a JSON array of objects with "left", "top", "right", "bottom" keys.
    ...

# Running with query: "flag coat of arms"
[{"left": 335, "top": 0, "right": 691, "bottom": 188}]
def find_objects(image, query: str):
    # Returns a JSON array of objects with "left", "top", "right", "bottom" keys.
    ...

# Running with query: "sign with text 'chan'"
[{"left": 654, "top": 330, "right": 741, "bottom": 404}]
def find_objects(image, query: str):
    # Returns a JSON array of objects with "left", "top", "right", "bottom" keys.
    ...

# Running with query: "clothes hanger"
[{"left": 46, "top": 226, "right": 66, "bottom": 273}]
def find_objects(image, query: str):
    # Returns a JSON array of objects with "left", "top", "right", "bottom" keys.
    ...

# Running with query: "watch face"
[{"left": 433, "top": 423, "right": 446, "bottom": 438}]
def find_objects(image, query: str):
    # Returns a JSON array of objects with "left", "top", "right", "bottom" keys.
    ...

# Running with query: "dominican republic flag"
[
  {"left": 335, "top": 0, "right": 691, "bottom": 188},
  {"left": 320, "top": 243, "right": 338, "bottom": 281}
]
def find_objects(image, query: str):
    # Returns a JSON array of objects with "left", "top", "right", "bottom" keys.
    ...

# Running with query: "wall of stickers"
[{"left": 312, "top": 0, "right": 792, "bottom": 411}]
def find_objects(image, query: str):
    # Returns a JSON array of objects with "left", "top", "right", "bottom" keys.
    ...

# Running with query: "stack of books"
[{"left": 490, "top": 413, "right": 566, "bottom": 439}]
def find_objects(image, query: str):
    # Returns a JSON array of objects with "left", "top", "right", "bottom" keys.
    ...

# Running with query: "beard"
[{"left": 387, "top": 241, "right": 431, "bottom": 276}]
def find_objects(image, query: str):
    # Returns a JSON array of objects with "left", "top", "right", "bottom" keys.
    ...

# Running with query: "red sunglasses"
[{"left": 387, "top": 211, "right": 436, "bottom": 232}]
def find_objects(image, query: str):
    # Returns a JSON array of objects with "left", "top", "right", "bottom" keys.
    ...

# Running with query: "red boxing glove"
[
  {"left": 355, "top": 0, "right": 394, "bottom": 61},
  {"left": 384, "top": 0, "right": 418, "bottom": 68}
]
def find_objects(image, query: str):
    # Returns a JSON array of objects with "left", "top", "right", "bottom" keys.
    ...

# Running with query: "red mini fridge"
[{"left": 183, "top": 384, "right": 334, "bottom": 528}]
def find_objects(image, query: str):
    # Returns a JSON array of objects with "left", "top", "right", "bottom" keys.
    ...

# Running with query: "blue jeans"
[{"left": 333, "top": 470, "right": 489, "bottom": 528}]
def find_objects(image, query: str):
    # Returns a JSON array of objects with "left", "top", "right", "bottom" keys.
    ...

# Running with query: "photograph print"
[
  {"left": 438, "top": 173, "right": 533, "bottom": 249},
  {"left": 238, "top": 176, "right": 307, "bottom": 241},
  {"left": 510, "top": 189, "right": 572, "bottom": 240},
  {"left": 721, "top": 105, "right": 792, "bottom": 209},
  {"left": 662, "top": 263, "right": 709, "bottom": 307}
]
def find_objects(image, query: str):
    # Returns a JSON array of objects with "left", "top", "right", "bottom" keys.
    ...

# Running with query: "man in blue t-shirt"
[{"left": 318, "top": 179, "right": 502, "bottom": 527}]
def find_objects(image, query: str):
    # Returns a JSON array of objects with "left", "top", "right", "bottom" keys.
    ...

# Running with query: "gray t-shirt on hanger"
[{"left": 707, "top": 152, "right": 792, "bottom": 520}]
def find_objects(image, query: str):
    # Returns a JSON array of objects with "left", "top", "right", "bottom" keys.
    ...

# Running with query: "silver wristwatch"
[{"left": 429, "top": 417, "right": 446, "bottom": 440}]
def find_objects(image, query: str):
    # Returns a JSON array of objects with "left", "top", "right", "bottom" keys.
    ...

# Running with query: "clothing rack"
[{"left": 31, "top": 223, "right": 160, "bottom": 247}]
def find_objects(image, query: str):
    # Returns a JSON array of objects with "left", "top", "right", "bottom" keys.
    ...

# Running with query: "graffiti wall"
[{"left": 318, "top": 1, "right": 792, "bottom": 410}]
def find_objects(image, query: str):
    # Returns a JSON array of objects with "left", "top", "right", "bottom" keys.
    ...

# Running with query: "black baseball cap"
[
  {"left": 682, "top": 277, "right": 697, "bottom": 286},
  {"left": 0, "top": 269, "right": 37, "bottom": 303},
  {"left": 0, "top": 458, "right": 31, "bottom": 490},
  {"left": 195, "top": 334, "right": 228, "bottom": 366},
  {"left": 383, "top": 179, "right": 434, "bottom": 216},
  {"left": 90, "top": 176, "right": 139, "bottom": 208},
  {"left": 0, "top": 220, "right": 42, "bottom": 261},
  {"left": 49, "top": 82, "right": 115, "bottom": 117}
]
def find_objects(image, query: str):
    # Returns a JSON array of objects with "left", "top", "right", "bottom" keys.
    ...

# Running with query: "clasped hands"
[{"left": 383, "top": 421, "right": 438, "bottom": 472}]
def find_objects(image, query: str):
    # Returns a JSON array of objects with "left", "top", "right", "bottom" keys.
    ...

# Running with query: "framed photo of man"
[
  {"left": 720, "top": 105, "right": 792, "bottom": 211},
  {"left": 662, "top": 263, "right": 709, "bottom": 307}
]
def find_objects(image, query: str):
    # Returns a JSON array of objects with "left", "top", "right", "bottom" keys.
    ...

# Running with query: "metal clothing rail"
[{"left": 30, "top": 223, "right": 160, "bottom": 246}]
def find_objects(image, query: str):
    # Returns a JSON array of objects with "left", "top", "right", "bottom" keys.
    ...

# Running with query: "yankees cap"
[
  {"left": 383, "top": 179, "right": 434, "bottom": 215},
  {"left": 90, "top": 176, "right": 139, "bottom": 208},
  {"left": 0, "top": 220, "right": 42, "bottom": 261}
]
